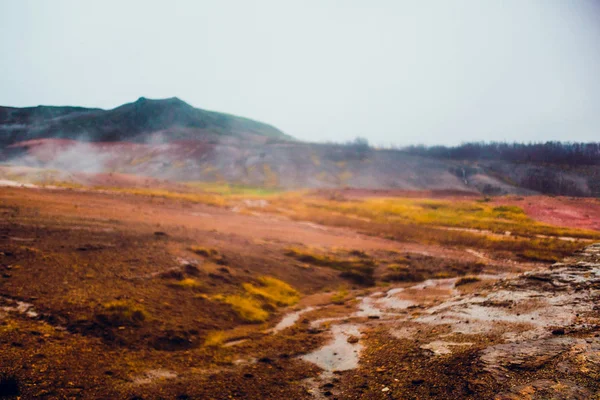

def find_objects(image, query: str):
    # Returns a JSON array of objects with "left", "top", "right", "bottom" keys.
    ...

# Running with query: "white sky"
[{"left": 1, "top": 0, "right": 600, "bottom": 145}]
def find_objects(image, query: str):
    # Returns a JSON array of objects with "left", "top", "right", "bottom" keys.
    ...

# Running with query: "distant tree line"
[{"left": 403, "top": 141, "right": 600, "bottom": 165}]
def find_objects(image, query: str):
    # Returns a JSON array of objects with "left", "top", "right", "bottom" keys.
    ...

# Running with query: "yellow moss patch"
[
  {"left": 100, "top": 301, "right": 148, "bottom": 325},
  {"left": 100, "top": 187, "right": 227, "bottom": 207},
  {"left": 223, "top": 295, "right": 269, "bottom": 322},
  {"left": 331, "top": 288, "right": 349, "bottom": 304},
  {"left": 387, "top": 263, "right": 408, "bottom": 271},
  {"left": 220, "top": 277, "right": 300, "bottom": 322},
  {"left": 519, "top": 250, "right": 560, "bottom": 262},
  {"left": 243, "top": 276, "right": 300, "bottom": 307},
  {"left": 204, "top": 331, "right": 226, "bottom": 347},
  {"left": 188, "top": 246, "right": 219, "bottom": 257},
  {"left": 172, "top": 278, "right": 201, "bottom": 289}
]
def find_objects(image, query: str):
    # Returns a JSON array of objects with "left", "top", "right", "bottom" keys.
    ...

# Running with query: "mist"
[
  {"left": 1, "top": 0, "right": 600, "bottom": 145},
  {"left": 8, "top": 141, "right": 111, "bottom": 175}
]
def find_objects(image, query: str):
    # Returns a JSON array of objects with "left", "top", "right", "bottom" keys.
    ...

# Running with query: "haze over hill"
[{"left": 1, "top": 98, "right": 600, "bottom": 197}]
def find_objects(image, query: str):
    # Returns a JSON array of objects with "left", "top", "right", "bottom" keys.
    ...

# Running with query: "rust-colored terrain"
[{"left": 1, "top": 183, "right": 600, "bottom": 399}]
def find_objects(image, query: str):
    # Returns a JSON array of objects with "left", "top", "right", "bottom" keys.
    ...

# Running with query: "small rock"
[
  {"left": 347, "top": 336, "right": 360, "bottom": 344},
  {"left": 382, "top": 387, "right": 390, "bottom": 392}
]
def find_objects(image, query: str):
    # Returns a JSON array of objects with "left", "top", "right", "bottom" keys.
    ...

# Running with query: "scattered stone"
[{"left": 347, "top": 336, "right": 359, "bottom": 344}]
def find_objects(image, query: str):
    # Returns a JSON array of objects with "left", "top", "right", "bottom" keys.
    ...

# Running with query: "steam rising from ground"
[{"left": 11, "top": 141, "right": 111, "bottom": 174}]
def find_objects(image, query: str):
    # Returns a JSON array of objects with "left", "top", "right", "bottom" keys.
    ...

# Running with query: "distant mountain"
[{"left": 0, "top": 97, "right": 290, "bottom": 145}]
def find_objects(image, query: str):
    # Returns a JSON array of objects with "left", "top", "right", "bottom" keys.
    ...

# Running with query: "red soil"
[{"left": 494, "top": 195, "right": 600, "bottom": 231}]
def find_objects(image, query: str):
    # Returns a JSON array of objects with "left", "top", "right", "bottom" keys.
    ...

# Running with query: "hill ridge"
[{"left": 0, "top": 97, "right": 290, "bottom": 145}]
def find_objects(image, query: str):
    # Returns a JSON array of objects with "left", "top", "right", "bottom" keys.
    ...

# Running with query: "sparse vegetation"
[
  {"left": 331, "top": 288, "right": 349, "bottom": 304},
  {"left": 223, "top": 295, "right": 269, "bottom": 323},
  {"left": 219, "top": 277, "right": 300, "bottom": 322},
  {"left": 518, "top": 250, "right": 561, "bottom": 263},
  {"left": 455, "top": 276, "right": 482, "bottom": 286},
  {"left": 188, "top": 246, "right": 219, "bottom": 257},
  {"left": 203, "top": 331, "right": 226, "bottom": 347},
  {"left": 172, "top": 278, "right": 202, "bottom": 289},
  {"left": 97, "top": 300, "right": 148, "bottom": 326},
  {"left": 285, "top": 248, "right": 376, "bottom": 285},
  {"left": 185, "top": 182, "right": 283, "bottom": 197},
  {"left": 103, "top": 187, "right": 227, "bottom": 207},
  {"left": 383, "top": 255, "right": 486, "bottom": 282},
  {"left": 266, "top": 196, "right": 596, "bottom": 263},
  {"left": 3, "top": 157, "right": 600, "bottom": 398},
  {"left": 243, "top": 276, "right": 300, "bottom": 306},
  {"left": 188, "top": 246, "right": 228, "bottom": 265}
]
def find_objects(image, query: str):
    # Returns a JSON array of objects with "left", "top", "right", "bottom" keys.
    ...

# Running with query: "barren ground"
[{"left": 1, "top": 185, "right": 600, "bottom": 399}]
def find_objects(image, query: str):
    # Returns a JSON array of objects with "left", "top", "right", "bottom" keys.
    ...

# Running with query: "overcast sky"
[{"left": 1, "top": 0, "right": 600, "bottom": 145}]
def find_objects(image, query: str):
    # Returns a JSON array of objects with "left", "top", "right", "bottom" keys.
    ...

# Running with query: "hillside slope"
[
  {"left": 5, "top": 137, "right": 600, "bottom": 196},
  {"left": 2, "top": 99, "right": 600, "bottom": 196},
  {"left": 0, "top": 97, "right": 289, "bottom": 145}
]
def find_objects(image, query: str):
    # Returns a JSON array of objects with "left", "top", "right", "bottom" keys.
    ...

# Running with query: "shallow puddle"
[
  {"left": 354, "top": 297, "right": 384, "bottom": 318},
  {"left": 301, "top": 324, "right": 363, "bottom": 372},
  {"left": 272, "top": 306, "right": 315, "bottom": 333}
]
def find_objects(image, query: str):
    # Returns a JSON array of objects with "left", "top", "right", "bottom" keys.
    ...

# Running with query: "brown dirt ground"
[{"left": 0, "top": 186, "right": 596, "bottom": 399}]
